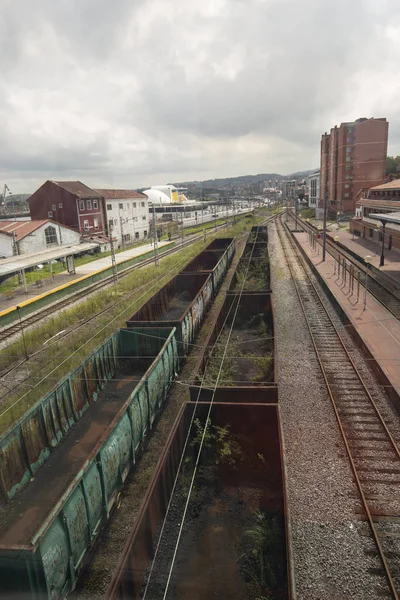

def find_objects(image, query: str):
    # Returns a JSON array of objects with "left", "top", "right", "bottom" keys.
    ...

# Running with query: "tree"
[{"left": 386, "top": 155, "right": 400, "bottom": 175}]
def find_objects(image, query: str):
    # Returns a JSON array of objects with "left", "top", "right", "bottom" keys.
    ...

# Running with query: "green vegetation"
[
  {"left": 202, "top": 314, "right": 273, "bottom": 386},
  {"left": 300, "top": 207, "right": 315, "bottom": 219},
  {"left": 0, "top": 210, "right": 269, "bottom": 433},
  {"left": 240, "top": 511, "right": 286, "bottom": 599},
  {"left": 386, "top": 155, "right": 400, "bottom": 175},
  {"left": 236, "top": 248, "right": 270, "bottom": 291}
]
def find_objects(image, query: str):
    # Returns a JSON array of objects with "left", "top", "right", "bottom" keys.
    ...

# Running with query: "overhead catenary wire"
[
  {"left": 0, "top": 216, "right": 274, "bottom": 426},
  {"left": 141, "top": 221, "right": 268, "bottom": 599}
]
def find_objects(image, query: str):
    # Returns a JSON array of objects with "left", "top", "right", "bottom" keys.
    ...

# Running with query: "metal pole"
[
  {"left": 21, "top": 269, "right": 28, "bottom": 293},
  {"left": 153, "top": 205, "right": 159, "bottom": 266},
  {"left": 120, "top": 217, "right": 125, "bottom": 249},
  {"left": 109, "top": 226, "right": 118, "bottom": 284},
  {"left": 181, "top": 212, "right": 184, "bottom": 246},
  {"left": 364, "top": 267, "right": 369, "bottom": 310},
  {"left": 380, "top": 222, "right": 386, "bottom": 267},
  {"left": 295, "top": 197, "right": 298, "bottom": 230},
  {"left": 50, "top": 260, "right": 53, "bottom": 282},
  {"left": 17, "top": 305, "right": 28, "bottom": 360},
  {"left": 322, "top": 191, "right": 328, "bottom": 261}
]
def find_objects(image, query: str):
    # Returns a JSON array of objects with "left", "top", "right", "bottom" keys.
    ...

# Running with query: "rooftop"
[
  {"left": 369, "top": 179, "right": 400, "bottom": 192},
  {"left": 52, "top": 181, "right": 102, "bottom": 198},
  {"left": 356, "top": 199, "right": 400, "bottom": 209},
  {"left": 0, "top": 242, "right": 99, "bottom": 277},
  {"left": 0, "top": 220, "right": 57, "bottom": 240},
  {"left": 95, "top": 189, "right": 147, "bottom": 200},
  {"left": 370, "top": 211, "right": 400, "bottom": 226}
]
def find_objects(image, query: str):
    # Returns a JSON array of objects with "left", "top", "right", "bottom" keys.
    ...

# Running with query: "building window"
[
  {"left": 109, "top": 219, "right": 114, "bottom": 230},
  {"left": 45, "top": 225, "right": 58, "bottom": 246},
  {"left": 119, "top": 203, "right": 123, "bottom": 209},
  {"left": 144, "top": 230, "right": 148, "bottom": 238},
  {"left": 345, "top": 184, "right": 350, "bottom": 189},
  {"left": 142, "top": 216, "right": 146, "bottom": 220},
  {"left": 94, "top": 218, "right": 99, "bottom": 229},
  {"left": 133, "top": 202, "right": 137, "bottom": 208},
  {"left": 369, "top": 228, "right": 373, "bottom": 238},
  {"left": 346, "top": 147, "right": 351, "bottom": 153},
  {"left": 79, "top": 200, "right": 85, "bottom": 210},
  {"left": 48, "top": 211, "right": 53, "bottom": 218},
  {"left": 58, "top": 203, "right": 63, "bottom": 208},
  {"left": 107, "top": 203, "right": 112, "bottom": 211},
  {"left": 135, "top": 231, "right": 139, "bottom": 239},
  {"left": 346, "top": 157, "right": 351, "bottom": 162},
  {"left": 52, "top": 204, "right": 56, "bottom": 210},
  {"left": 344, "top": 193, "right": 349, "bottom": 198},
  {"left": 134, "top": 216, "right": 138, "bottom": 221},
  {"left": 346, "top": 136, "right": 351, "bottom": 143},
  {"left": 114, "top": 218, "right": 118, "bottom": 225},
  {"left": 141, "top": 202, "right": 145, "bottom": 207},
  {"left": 87, "top": 199, "right": 92, "bottom": 210},
  {"left": 93, "top": 199, "right": 98, "bottom": 209},
  {"left": 124, "top": 233, "right": 131, "bottom": 242},
  {"left": 83, "top": 220, "right": 90, "bottom": 231}
]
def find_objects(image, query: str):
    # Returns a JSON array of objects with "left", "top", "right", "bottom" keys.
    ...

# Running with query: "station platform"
[
  {"left": 294, "top": 231, "right": 400, "bottom": 402},
  {"left": 0, "top": 241, "right": 170, "bottom": 313},
  {"left": 309, "top": 218, "right": 400, "bottom": 285}
]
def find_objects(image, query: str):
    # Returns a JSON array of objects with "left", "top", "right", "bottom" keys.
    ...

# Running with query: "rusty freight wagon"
[
  {"left": 180, "top": 237, "right": 235, "bottom": 296},
  {"left": 0, "top": 327, "right": 179, "bottom": 599},
  {"left": 107, "top": 397, "right": 294, "bottom": 600},
  {"left": 230, "top": 225, "right": 271, "bottom": 292},
  {"left": 126, "top": 273, "right": 213, "bottom": 357}
]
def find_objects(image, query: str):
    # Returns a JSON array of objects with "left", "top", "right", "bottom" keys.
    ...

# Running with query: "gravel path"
[{"left": 269, "top": 221, "right": 389, "bottom": 599}]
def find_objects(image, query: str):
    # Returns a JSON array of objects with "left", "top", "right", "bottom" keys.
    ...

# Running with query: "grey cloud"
[{"left": 1, "top": 0, "right": 400, "bottom": 192}]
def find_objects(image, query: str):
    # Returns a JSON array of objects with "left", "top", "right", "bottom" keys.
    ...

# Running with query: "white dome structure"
[{"left": 143, "top": 189, "right": 172, "bottom": 205}]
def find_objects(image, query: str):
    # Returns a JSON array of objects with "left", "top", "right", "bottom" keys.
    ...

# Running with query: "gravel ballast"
[{"left": 269, "top": 221, "right": 389, "bottom": 599}]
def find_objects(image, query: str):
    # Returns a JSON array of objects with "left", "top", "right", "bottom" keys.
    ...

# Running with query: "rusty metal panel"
[
  {"left": 41, "top": 392, "right": 61, "bottom": 448},
  {"left": 40, "top": 516, "right": 71, "bottom": 598},
  {"left": 84, "top": 355, "right": 98, "bottom": 405},
  {"left": 147, "top": 357, "right": 166, "bottom": 426},
  {"left": 116, "top": 413, "right": 133, "bottom": 482},
  {"left": 57, "top": 379, "right": 75, "bottom": 431},
  {"left": 82, "top": 462, "right": 103, "bottom": 538},
  {"left": 0, "top": 429, "right": 31, "bottom": 501},
  {"left": 70, "top": 366, "right": 89, "bottom": 418},
  {"left": 63, "top": 484, "right": 89, "bottom": 571},
  {"left": 189, "top": 385, "right": 278, "bottom": 403},
  {"left": 20, "top": 408, "right": 50, "bottom": 474}
]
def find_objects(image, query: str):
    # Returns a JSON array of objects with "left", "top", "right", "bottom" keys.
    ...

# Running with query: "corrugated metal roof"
[
  {"left": 0, "top": 220, "right": 51, "bottom": 240},
  {"left": 52, "top": 181, "right": 102, "bottom": 198},
  {"left": 369, "top": 179, "right": 400, "bottom": 191},
  {"left": 95, "top": 189, "right": 147, "bottom": 200},
  {"left": 0, "top": 243, "right": 100, "bottom": 276}
]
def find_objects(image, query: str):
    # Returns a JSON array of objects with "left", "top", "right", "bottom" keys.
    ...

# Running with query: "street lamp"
[{"left": 363, "top": 255, "right": 372, "bottom": 311}]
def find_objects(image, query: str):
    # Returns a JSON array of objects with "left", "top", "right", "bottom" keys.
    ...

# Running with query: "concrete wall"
[
  {"left": 18, "top": 224, "right": 81, "bottom": 255},
  {"left": 0, "top": 235, "right": 13, "bottom": 258},
  {"left": 105, "top": 198, "right": 149, "bottom": 248}
]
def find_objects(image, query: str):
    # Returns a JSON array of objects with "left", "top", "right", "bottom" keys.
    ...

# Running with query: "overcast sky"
[{"left": 1, "top": 0, "right": 400, "bottom": 193}]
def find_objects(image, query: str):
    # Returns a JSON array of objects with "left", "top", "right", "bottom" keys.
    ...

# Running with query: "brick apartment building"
[
  {"left": 319, "top": 117, "right": 388, "bottom": 217},
  {"left": 28, "top": 181, "right": 106, "bottom": 236}
]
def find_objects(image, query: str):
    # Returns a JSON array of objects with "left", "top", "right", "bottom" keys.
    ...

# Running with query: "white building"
[
  {"left": 96, "top": 189, "right": 149, "bottom": 248},
  {"left": 143, "top": 185, "right": 188, "bottom": 205},
  {"left": 0, "top": 219, "right": 81, "bottom": 257},
  {"left": 308, "top": 170, "right": 320, "bottom": 209}
]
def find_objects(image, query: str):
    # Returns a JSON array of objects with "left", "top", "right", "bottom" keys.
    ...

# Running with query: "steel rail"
[
  {"left": 277, "top": 214, "right": 400, "bottom": 600},
  {"left": 289, "top": 210, "right": 400, "bottom": 321}
]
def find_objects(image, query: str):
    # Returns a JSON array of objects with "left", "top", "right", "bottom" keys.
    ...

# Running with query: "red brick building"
[
  {"left": 319, "top": 117, "right": 388, "bottom": 217},
  {"left": 28, "top": 181, "right": 106, "bottom": 235},
  {"left": 350, "top": 180, "right": 400, "bottom": 253}
]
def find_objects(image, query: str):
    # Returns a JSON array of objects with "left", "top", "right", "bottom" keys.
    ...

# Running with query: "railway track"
[
  {"left": 277, "top": 214, "right": 400, "bottom": 599},
  {"left": 0, "top": 229, "right": 219, "bottom": 345},
  {"left": 288, "top": 210, "right": 400, "bottom": 320}
]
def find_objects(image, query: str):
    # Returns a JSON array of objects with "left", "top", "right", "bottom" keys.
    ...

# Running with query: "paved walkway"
[
  {"left": 0, "top": 241, "right": 170, "bottom": 312},
  {"left": 295, "top": 231, "right": 400, "bottom": 401},
  {"left": 325, "top": 228, "right": 400, "bottom": 285}
]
